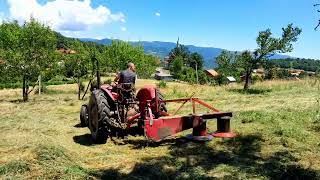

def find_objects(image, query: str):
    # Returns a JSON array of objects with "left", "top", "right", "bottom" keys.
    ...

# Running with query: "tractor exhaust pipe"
[
  {"left": 92, "top": 55, "right": 101, "bottom": 89},
  {"left": 95, "top": 56, "right": 101, "bottom": 88}
]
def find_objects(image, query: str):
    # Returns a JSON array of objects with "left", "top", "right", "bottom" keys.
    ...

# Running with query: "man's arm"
[{"left": 114, "top": 72, "right": 120, "bottom": 83}]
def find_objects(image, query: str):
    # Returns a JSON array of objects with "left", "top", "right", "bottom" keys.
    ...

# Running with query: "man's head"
[{"left": 127, "top": 62, "right": 136, "bottom": 72}]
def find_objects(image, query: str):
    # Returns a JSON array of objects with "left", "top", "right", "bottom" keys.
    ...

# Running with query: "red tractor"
[
  {"left": 80, "top": 81, "right": 236, "bottom": 143},
  {"left": 80, "top": 60, "right": 236, "bottom": 143}
]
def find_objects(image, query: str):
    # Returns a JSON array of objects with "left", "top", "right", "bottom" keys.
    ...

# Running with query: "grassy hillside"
[{"left": 1, "top": 79, "right": 320, "bottom": 179}]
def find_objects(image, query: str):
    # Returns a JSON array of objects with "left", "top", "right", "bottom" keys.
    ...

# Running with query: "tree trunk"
[
  {"left": 78, "top": 77, "right": 81, "bottom": 100},
  {"left": 38, "top": 75, "right": 41, "bottom": 95},
  {"left": 22, "top": 75, "right": 26, "bottom": 101},
  {"left": 81, "top": 78, "right": 92, "bottom": 100},
  {"left": 244, "top": 68, "right": 252, "bottom": 90},
  {"left": 26, "top": 81, "right": 29, "bottom": 100},
  {"left": 22, "top": 75, "right": 28, "bottom": 102}
]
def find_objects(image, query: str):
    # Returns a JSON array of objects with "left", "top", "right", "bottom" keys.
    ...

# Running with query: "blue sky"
[{"left": 0, "top": 0, "right": 319, "bottom": 59}]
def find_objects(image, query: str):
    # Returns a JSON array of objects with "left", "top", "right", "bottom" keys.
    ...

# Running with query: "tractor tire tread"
[{"left": 90, "top": 90, "right": 111, "bottom": 143}]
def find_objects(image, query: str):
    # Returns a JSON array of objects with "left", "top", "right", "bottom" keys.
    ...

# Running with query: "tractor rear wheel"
[
  {"left": 80, "top": 104, "right": 89, "bottom": 127},
  {"left": 88, "top": 90, "right": 110, "bottom": 143}
]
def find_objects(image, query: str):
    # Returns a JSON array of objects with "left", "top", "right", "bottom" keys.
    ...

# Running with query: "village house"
[
  {"left": 204, "top": 69, "right": 219, "bottom": 78},
  {"left": 154, "top": 67, "right": 174, "bottom": 81},
  {"left": 226, "top": 76, "right": 237, "bottom": 84},
  {"left": 252, "top": 68, "right": 265, "bottom": 78},
  {"left": 288, "top": 69, "right": 304, "bottom": 77}
]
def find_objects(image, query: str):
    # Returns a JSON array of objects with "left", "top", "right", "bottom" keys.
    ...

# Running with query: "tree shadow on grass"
[
  {"left": 0, "top": 99, "right": 25, "bottom": 103},
  {"left": 73, "top": 126, "right": 146, "bottom": 147},
  {"left": 228, "top": 88, "right": 272, "bottom": 95},
  {"left": 88, "top": 133, "right": 320, "bottom": 179},
  {"left": 0, "top": 98, "right": 58, "bottom": 104},
  {"left": 120, "top": 137, "right": 189, "bottom": 149}
]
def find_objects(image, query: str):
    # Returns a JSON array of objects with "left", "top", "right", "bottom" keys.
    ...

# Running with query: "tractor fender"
[
  {"left": 136, "top": 85, "right": 157, "bottom": 113},
  {"left": 136, "top": 85, "right": 156, "bottom": 102},
  {"left": 100, "top": 84, "right": 118, "bottom": 102}
]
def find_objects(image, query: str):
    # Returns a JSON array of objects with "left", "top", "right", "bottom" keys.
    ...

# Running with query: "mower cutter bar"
[{"left": 144, "top": 111, "right": 233, "bottom": 142}]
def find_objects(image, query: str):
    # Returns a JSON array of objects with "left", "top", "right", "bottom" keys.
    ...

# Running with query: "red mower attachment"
[
  {"left": 139, "top": 94, "right": 237, "bottom": 142},
  {"left": 81, "top": 84, "right": 236, "bottom": 143}
]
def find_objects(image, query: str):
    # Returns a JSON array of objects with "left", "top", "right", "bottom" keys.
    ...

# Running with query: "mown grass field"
[{"left": 1, "top": 78, "right": 320, "bottom": 179}]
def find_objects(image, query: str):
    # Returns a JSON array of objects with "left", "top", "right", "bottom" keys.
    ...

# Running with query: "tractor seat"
[
  {"left": 117, "top": 83, "right": 136, "bottom": 104},
  {"left": 118, "top": 83, "right": 135, "bottom": 92}
]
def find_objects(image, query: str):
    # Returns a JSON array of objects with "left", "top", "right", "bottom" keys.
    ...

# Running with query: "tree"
[
  {"left": 236, "top": 51, "right": 254, "bottom": 88},
  {"left": 215, "top": 50, "right": 239, "bottom": 84},
  {"left": 189, "top": 52, "right": 204, "bottom": 70},
  {"left": 167, "top": 41, "right": 208, "bottom": 84},
  {"left": 0, "top": 21, "right": 21, "bottom": 84},
  {"left": 63, "top": 40, "right": 90, "bottom": 100},
  {"left": 104, "top": 40, "right": 158, "bottom": 78},
  {"left": 264, "top": 60, "right": 276, "bottom": 79},
  {"left": 187, "top": 52, "right": 204, "bottom": 84},
  {"left": 216, "top": 50, "right": 237, "bottom": 76},
  {"left": 240, "top": 24, "right": 301, "bottom": 90},
  {"left": 269, "top": 58, "right": 320, "bottom": 72},
  {"left": 168, "top": 39, "right": 190, "bottom": 65},
  {"left": 0, "top": 19, "right": 57, "bottom": 101},
  {"left": 170, "top": 56, "right": 184, "bottom": 79}
]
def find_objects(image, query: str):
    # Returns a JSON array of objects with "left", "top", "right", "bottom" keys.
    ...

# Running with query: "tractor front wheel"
[
  {"left": 80, "top": 104, "right": 89, "bottom": 127},
  {"left": 88, "top": 90, "right": 110, "bottom": 143}
]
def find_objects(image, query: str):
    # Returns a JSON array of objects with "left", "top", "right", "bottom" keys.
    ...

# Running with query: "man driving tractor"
[{"left": 114, "top": 62, "right": 136, "bottom": 85}]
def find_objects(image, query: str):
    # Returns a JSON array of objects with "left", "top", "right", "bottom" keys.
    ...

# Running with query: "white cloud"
[
  {"left": 94, "top": 36, "right": 104, "bottom": 40},
  {"left": 6, "top": 0, "right": 125, "bottom": 31},
  {"left": 155, "top": 12, "right": 160, "bottom": 17},
  {"left": 121, "top": 27, "right": 127, "bottom": 32}
]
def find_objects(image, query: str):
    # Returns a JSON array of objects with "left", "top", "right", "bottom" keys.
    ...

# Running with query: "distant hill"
[{"left": 80, "top": 38, "right": 292, "bottom": 68}]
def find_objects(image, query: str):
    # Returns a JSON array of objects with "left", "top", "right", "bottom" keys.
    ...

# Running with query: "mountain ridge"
[{"left": 80, "top": 38, "right": 292, "bottom": 68}]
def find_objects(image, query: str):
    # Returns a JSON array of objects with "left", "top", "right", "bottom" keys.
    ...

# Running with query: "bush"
[
  {"left": 157, "top": 81, "right": 167, "bottom": 88},
  {"left": 0, "top": 82, "right": 22, "bottom": 89},
  {"left": 251, "top": 75, "right": 263, "bottom": 84},
  {"left": 198, "top": 70, "right": 209, "bottom": 84},
  {"left": 215, "top": 75, "right": 228, "bottom": 86}
]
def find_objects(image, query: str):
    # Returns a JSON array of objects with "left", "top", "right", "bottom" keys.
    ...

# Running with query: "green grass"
[{"left": 0, "top": 78, "right": 320, "bottom": 179}]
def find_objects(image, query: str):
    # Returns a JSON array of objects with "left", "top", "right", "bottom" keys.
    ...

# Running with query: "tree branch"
[
  {"left": 315, "top": 20, "right": 320, "bottom": 31},
  {"left": 81, "top": 77, "right": 94, "bottom": 100},
  {"left": 315, "top": 4, "right": 320, "bottom": 30},
  {"left": 265, "top": 53, "right": 276, "bottom": 59},
  {"left": 27, "top": 79, "right": 39, "bottom": 95}
]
